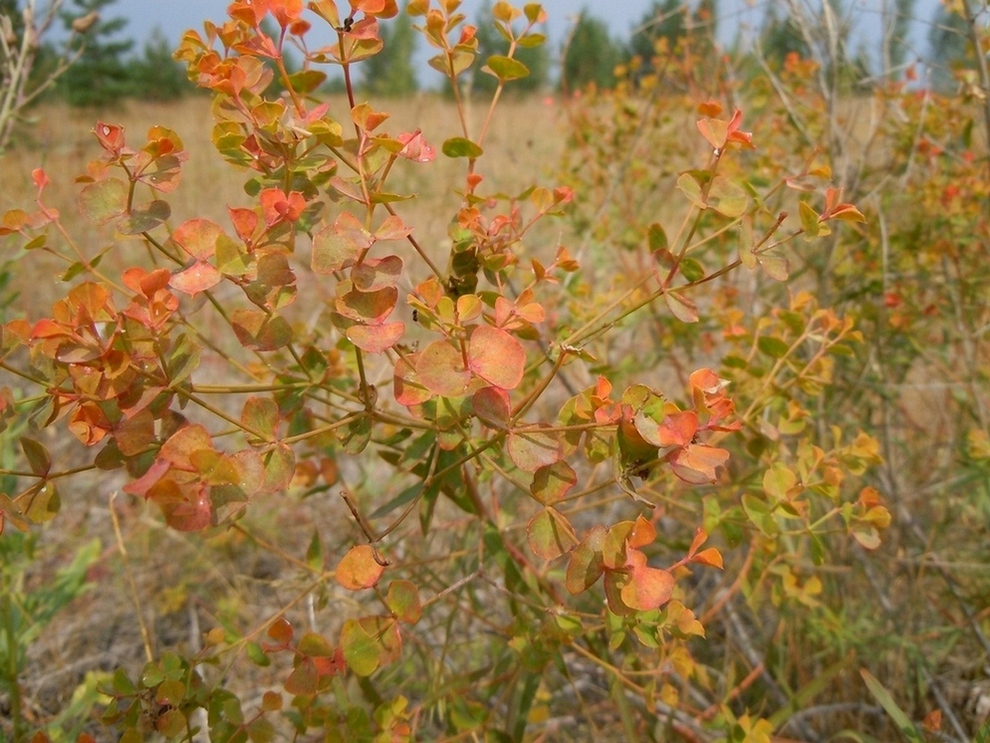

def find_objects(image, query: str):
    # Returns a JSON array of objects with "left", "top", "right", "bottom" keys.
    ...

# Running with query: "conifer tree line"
[{"left": 0, "top": 0, "right": 977, "bottom": 107}]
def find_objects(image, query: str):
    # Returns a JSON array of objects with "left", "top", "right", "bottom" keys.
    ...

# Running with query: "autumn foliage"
[{"left": 1, "top": 0, "right": 945, "bottom": 740}]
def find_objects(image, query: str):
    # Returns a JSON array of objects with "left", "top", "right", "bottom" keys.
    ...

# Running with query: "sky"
[{"left": 99, "top": 0, "right": 944, "bottom": 79}]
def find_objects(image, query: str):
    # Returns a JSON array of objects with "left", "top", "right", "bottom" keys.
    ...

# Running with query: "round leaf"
[
  {"left": 468, "top": 325, "right": 525, "bottom": 390},
  {"left": 336, "top": 544, "right": 385, "bottom": 590}
]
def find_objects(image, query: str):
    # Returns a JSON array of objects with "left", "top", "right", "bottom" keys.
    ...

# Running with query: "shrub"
[{"left": 0, "top": 0, "right": 902, "bottom": 740}]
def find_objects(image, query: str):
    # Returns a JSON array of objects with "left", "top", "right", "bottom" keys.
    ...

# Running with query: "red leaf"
[
  {"left": 172, "top": 218, "right": 224, "bottom": 260},
  {"left": 312, "top": 212, "right": 372, "bottom": 274},
  {"left": 667, "top": 443, "right": 730, "bottom": 484},
  {"left": 93, "top": 121, "right": 125, "bottom": 154},
  {"left": 345, "top": 322, "right": 404, "bottom": 352},
  {"left": 352, "top": 255, "right": 403, "bottom": 291},
  {"left": 566, "top": 525, "right": 606, "bottom": 594},
  {"left": 468, "top": 325, "right": 525, "bottom": 390},
  {"left": 656, "top": 410, "right": 698, "bottom": 448},
  {"left": 472, "top": 386, "right": 510, "bottom": 429},
  {"left": 169, "top": 261, "right": 222, "bottom": 295},
  {"left": 267, "top": 617, "right": 294, "bottom": 646},
  {"left": 335, "top": 285, "right": 397, "bottom": 324},
  {"left": 529, "top": 460, "right": 576, "bottom": 505},
  {"left": 228, "top": 206, "right": 259, "bottom": 242},
  {"left": 259, "top": 188, "right": 306, "bottom": 226},
  {"left": 416, "top": 341, "right": 470, "bottom": 397},
  {"left": 152, "top": 478, "right": 212, "bottom": 532},
  {"left": 393, "top": 354, "right": 432, "bottom": 406},
  {"left": 396, "top": 129, "right": 436, "bottom": 162},
  {"left": 374, "top": 214, "right": 413, "bottom": 241},
  {"left": 618, "top": 550, "right": 675, "bottom": 612},
  {"left": 507, "top": 428, "right": 561, "bottom": 472}
]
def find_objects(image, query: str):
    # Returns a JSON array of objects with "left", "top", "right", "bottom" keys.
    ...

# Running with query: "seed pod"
[{"left": 72, "top": 12, "right": 99, "bottom": 34}]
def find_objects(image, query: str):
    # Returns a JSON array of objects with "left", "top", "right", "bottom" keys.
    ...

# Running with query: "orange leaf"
[
  {"left": 693, "top": 548, "right": 723, "bottom": 569},
  {"left": 617, "top": 550, "right": 675, "bottom": 612},
  {"left": 336, "top": 544, "right": 385, "bottom": 590},
  {"left": 468, "top": 325, "right": 525, "bottom": 390},
  {"left": 667, "top": 443, "right": 729, "bottom": 484}
]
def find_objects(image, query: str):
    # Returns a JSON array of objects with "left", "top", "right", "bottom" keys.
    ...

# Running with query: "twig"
[{"left": 109, "top": 492, "right": 155, "bottom": 664}]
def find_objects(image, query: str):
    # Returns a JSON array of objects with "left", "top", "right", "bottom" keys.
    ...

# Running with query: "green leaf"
[
  {"left": 527, "top": 507, "right": 577, "bottom": 560},
  {"left": 530, "top": 460, "right": 577, "bottom": 505},
  {"left": 523, "top": 3, "right": 545, "bottom": 22},
  {"left": 442, "top": 137, "right": 484, "bottom": 158},
  {"left": 386, "top": 580, "right": 422, "bottom": 624},
  {"left": 741, "top": 493, "right": 779, "bottom": 536},
  {"left": 799, "top": 200, "right": 822, "bottom": 238},
  {"left": 241, "top": 396, "right": 279, "bottom": 445},
  {"left": 676, "top": 172, "right": 706, "bottom": 210},
  {"left": 284, "top": 657, "right": 319, "bottom": 696},
  {"left": 679, "top": 258, "right": 705, "bottom": 283},
  {"left": 484, "top": 55, "right": 529, "bottom": 81},
  {"left": 156, "top": 678, "right": 185, "bottom": 707},
  {"left": 763, "top": 462, "right": 798, "bottom": 501},
  {"left": 231, "top": 310, "right": 292, "bottom": 351},
  {"left": 117, "top": 199, "right": 171, "bottom": 235},
  {"left": 370, "top": 483, "right": 423, "bottom": 519},
  {"left": 24, "top": 481, "right": 60, "bottom": 523},
  {"left": 246, "top": 641, "right": 272, "bottom": 666},
  {"left": 565, "top": 525, "right": 606, "bottom": 594},
  {"left": 648, "top": 222, "right": 668, "bottom": 252},
  {"left": 312, "top": 212, "right": 370, "bottom": 274},
  {"left": 707, "top": 175, "right": 749, "bottom": 217},
  {"left": 248, "top": 445, "right": 293, "bottom": 496},
  {"left": 20, "top": 436, "right": 51, "bottom": 476},
  {"left": 78, "top": 178, "right": 128, "bottom": 225},
  {"left": 340, "top": 619, "right": 380, "bottom": 676},
  {"left": 156, "top": 708, "right": 186, "bottom": 737},
  {"left": 287, "top": 69, "right": 327, "bottom": 94},
  {"left": 860, "top": 669, "right": 926, "bottom": 743},
  {"left": 757, "top": 335, "right": 790, "bottom": 359},
  {"left": 306, "top": 528, "right": 324, "bottom": 571},
  {"left": 338, "top": 414, "right": 372, "bottom": 455},
  {"left": 758, "top": 252, "right": 789, "bottom": 281},
  {"left": 247, "top": 718, "right": 276, "bottom": 743}
]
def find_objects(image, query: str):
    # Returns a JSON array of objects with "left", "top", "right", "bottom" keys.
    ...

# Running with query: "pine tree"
[
  {"left": 361, "top": 4, "right": 418, "bottom": 97},
  {"left": 561, "top": 12, "right": 620, "bottom": 91},
  {"left": 759, "top": 6, "right": 811, "bottom": 68},
  {"left": 883, "top": 0, "right": 915, "bottom": 73},
  {"left": 625, "top": 1, "right": 718, "bottom": 85},
  {"left": 58, "top": 0, "right": 132, "bottom": 106},
  {"left": 127, "top": 28, "right": 190, "bottom": 102},
  {"left": 628, "top": 0, "right": 687, "bottom": 65},
  {"left": 928, "top": 2, "right": 969, "bottom": 92}
]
